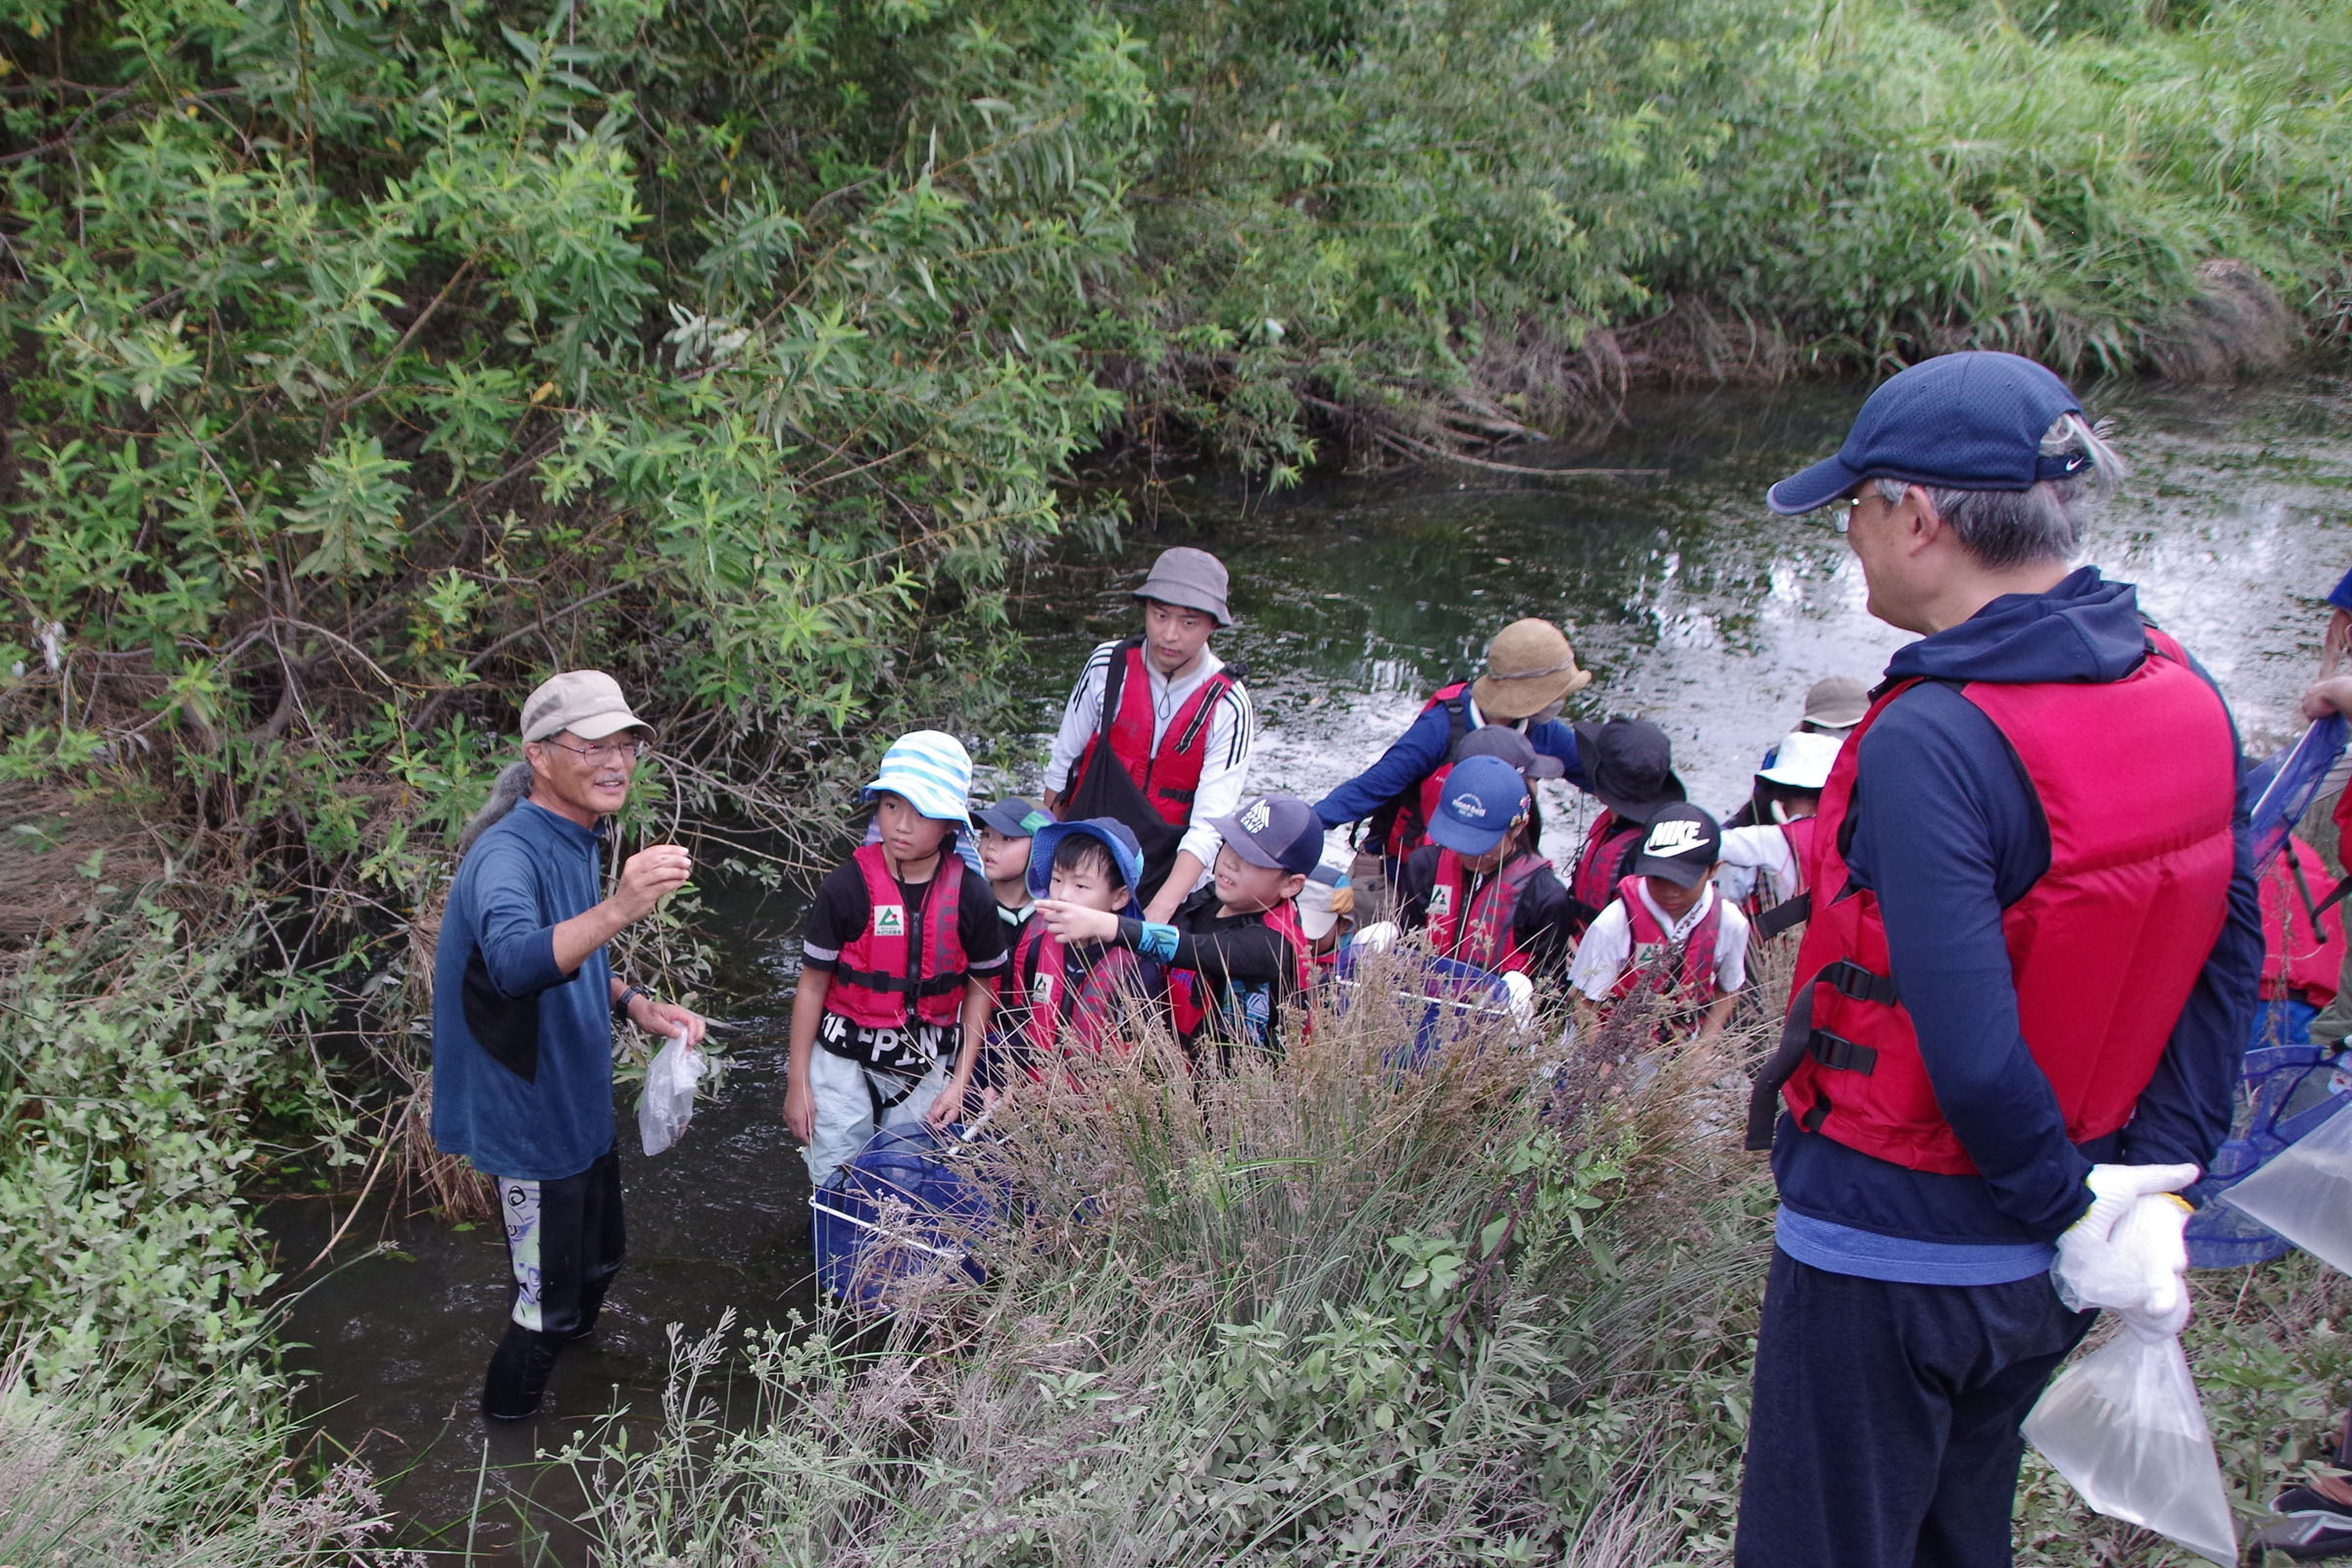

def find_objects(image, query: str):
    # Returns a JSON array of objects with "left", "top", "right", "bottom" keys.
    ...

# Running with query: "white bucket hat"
[
  {"left": 862, "top": 730, "right": 974, "bottom": 827},
  {"left": 1757, "top": 731, "right": 1843, "bottom": 792}
]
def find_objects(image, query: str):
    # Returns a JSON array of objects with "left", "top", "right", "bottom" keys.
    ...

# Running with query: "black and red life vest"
[
  {"left": 825, "top": 844, "right": 972, "bottom": 1031},
  {"left": 1073, "top": 639, "right": 1239, "bottom": 829},
  {"left": 1775, "top": 630, "right": 2237, "bottom": 1175},
  {"left": 1168, "top": 899, "right": 1312, "bottom": 1047},
  {"left": 1007, "top": 920, "right": 1146, "bottom": 1065},
  {"left": 1610, "top": 875, "right": 1726, "bottom": 1018},
  {"left": 1570, "top": 812, "right": 1646, "bottom": 919},
  {"left": 1425, "top": 847, "right": 1553, "bottom": 974},
  {"left": 1363, "top": 682, "right": 1475, "bottom": 859},
  {"left": 2261, "top": 834, "right": 2345, "bottom": 1007}
]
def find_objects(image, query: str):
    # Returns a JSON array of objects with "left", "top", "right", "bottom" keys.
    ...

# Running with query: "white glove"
[
  {"left": 2051, "top": 1162, "right": 2198, "bottom": 1326},
  {"left": 1500, "top": 969, "right": 1537, "bottom": 1029},
  {"left": 1353, "top": 921, "right": 1398, "bottom": 955}
]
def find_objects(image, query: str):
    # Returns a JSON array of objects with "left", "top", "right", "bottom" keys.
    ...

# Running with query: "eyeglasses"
[{"left": 536, "top": 736, "right": 650, "bottom": 765}]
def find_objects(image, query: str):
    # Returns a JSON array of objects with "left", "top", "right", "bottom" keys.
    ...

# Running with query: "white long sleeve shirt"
[
  {"left": 1043, "top": 639, "right": 1256, "bottom": 875},
  {"left": 1712, "top": 823, "right": 1803, "bottom": 907}
]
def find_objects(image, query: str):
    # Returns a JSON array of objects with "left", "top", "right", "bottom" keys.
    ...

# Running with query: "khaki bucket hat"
[
  {"left": 1471, "top": 618, "right": 1593, "bottom": 721},
  {"left": 520, "top": 670, "right": 652, "bottom": 743}
]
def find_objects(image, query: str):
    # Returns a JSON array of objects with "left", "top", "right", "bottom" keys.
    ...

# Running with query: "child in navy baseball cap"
[{"left": 1387, "top": 755, "right": 1578, "bottom": 984}]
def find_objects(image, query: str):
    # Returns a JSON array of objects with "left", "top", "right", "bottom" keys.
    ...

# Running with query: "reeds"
[{"left": 569, "top": 952, "right": 1779, "bottom": 1564}]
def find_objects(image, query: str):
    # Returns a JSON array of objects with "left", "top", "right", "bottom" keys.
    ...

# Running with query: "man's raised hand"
[{"left": 613, "top": 844, "right": 693, "bottom": 922}]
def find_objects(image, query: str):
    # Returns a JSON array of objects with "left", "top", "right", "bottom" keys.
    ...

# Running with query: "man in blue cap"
[{"left": 1735, "top": 352, "right": 2261, "bottom": 1567}]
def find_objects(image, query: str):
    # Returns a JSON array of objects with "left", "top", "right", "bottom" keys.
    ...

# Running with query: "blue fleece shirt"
[
  {"left": 430, "top": 799, "right": 617, "bottom": 1183},
  {"left": 1314, "top": 698, "right": 1592, "bottom": 830},
  {"left": 1773, "top": 566, "right": 2262, "bottom": 1285}
]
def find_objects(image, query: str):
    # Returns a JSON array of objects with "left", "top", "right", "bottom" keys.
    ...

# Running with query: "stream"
[{"left": 266, "top": 368, "right": 2352, "bottom": 1558}]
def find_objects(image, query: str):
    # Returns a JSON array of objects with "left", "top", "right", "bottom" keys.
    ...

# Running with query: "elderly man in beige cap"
[
  {"left": 432, "top": 669, "right": 706, "bottom": 1423},
  {"left": 1313, "top": 617, "right": 1598, "bottom": 905},
  {"left": 1043, "top": 546, "right": 1258, "bottom": 923}
]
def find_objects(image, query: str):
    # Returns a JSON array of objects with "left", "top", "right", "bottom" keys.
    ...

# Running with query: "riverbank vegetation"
[{"left": 5, "top": 0, "right": 2352, "bottom": 1555}]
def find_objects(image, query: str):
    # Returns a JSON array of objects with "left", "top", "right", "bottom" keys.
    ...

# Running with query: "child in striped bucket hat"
[{"left": 785, "top": 730, "right": 1008, "bottom": 1197}]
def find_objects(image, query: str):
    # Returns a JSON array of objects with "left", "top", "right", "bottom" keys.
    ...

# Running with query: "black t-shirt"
[
  {"left": 803, "top": 856, "right": 1009, "bottom": 1071},
  {"left": 1396, "top": 845, "right": 1577, "bottom": 982},
  {"left": 1115, "top": 885, "right": 1304, "bottom": 1048}
]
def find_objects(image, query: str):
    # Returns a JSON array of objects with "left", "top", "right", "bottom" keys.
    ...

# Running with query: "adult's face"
[
  {"left": 526, "top": 728, "right": 642, "bottom": 821},
  {"left": 1840, "top": 484, "right": 1936, "bottom": 636},
  {"left": 1142, "top": 599, "right": 1217, "bottom": 677}
]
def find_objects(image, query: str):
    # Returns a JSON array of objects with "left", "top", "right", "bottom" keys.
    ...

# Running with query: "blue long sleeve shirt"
[
  {"left": 430, "top": 799, "right": 618, "bottom": 1182},
  {"left": 1313, "top": 697, "right": 1591, "bottom": 829},
  {"left": 1773, "top": 567, "right": 2263, "bottom": 1284}
]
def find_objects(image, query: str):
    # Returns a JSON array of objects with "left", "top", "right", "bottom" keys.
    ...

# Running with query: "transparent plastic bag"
[
  {"left": 637, "top": 1034, "right": 706, "bottom": 1156},
  {"left": 2218, "top": 1096, "right": 2352, "bottom": 1274},
  {"left": 2022, "top": 1331, "right": 2235, "bottom": 1566}
]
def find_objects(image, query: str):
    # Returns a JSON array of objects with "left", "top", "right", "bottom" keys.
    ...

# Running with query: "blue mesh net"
[
  {"left": 812, "top": 1123, "right": 995, "bottom": 1307},
  {"left": 1334, "top": 948, "right": 1516, "bottom": 1067},
  {"left": 2186, "top": 999, "right": 2352, "bottom": 1269}
]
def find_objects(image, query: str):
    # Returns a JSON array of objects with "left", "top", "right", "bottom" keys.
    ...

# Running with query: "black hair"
[
  {"left": 1750, "top": 779, "right": 1824, "bottom": 824},
  {"left": 1052, "top": 833, "right": 1127, "bottom": 888}
]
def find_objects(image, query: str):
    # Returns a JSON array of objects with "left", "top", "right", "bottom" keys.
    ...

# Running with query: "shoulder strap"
[
  {"left": 1098, "top": 638, "right": 1143, "bottom": 743},
  {"left": 1174, "top": 669, "right": 1237, "bottom": 755}
]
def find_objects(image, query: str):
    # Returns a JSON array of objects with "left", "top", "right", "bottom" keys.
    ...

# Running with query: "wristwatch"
[{"left": 613, "top": 984, "right": 655, "bottom": 1021}]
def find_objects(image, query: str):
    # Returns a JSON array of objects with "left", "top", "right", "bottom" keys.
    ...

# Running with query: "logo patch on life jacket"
[
  {"left": 1428, "top": 884, "right": 1454, "bottom": 914},
  {"left": 1031, "top": 971, "right": 1056, "bottom": 1009},
  {"left": 1643, "top": 819, "right": 1705, "bottom": 857},
  {"left": 873, "top": 905, "right": 906, "bottom": 938}
]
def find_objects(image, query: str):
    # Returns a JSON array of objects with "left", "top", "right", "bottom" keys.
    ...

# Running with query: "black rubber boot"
[{"left": 481, "top": 1323, "right": 564, "bottom": 1422}]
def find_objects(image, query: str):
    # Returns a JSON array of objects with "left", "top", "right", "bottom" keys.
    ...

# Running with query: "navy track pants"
[{"left": 1734, "top": 1248, "right": 2093, "bottom": 1568}]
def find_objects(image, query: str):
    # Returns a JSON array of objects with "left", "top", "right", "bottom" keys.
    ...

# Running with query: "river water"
[{"left": 267, "top": 369, "right": 2352, "bottom": 1556}]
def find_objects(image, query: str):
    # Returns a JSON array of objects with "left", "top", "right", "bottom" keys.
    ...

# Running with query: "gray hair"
[
  {"left": 456, "top": 760, "right": 537, "bottom": 855},
  {"left": 1873, "top": 413, "right": 2125, "bottom": 571}
]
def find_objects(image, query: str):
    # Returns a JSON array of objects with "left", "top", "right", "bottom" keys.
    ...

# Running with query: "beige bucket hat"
[
  {"left": 520, "top": 669, "right": 652, "bottom": 742},
  {"left": 1471, "top": 619, "right": 1593, "bottom": 721}
]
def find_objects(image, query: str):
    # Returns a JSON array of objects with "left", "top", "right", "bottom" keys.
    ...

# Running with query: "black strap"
[
  {"left": 2319, "top": 875, "right": 2352, "bottom": 922},
  {"left": 1096, "top": 637, "right": 1141, "bottom": 745},
  {"left": 832, "top": 963, "right": 965, "bottom": 999},
  {"left": 1806, "top": 1029, "right": 1879, "bottom": 1074},
  {"left": 1753, "top": 891, "right": 1811, "bottom": 940},
  {"left": 1172, "top": 671, "right": 1235, "bottom": 756},
  {"left": 1816, "top": 957, "right": 1897, "bottom": 1006},
  {"left": 1745, "top": 983, "right": 1816, "bottom": 1151}
]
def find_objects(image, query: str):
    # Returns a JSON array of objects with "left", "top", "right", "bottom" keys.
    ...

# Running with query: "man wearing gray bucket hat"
[
  {"left": 1043, "top": 546, "right": 1257, "bottom": 924},
  {"left": 433, "top": 669, "right": 708, "bottom": 1424}
]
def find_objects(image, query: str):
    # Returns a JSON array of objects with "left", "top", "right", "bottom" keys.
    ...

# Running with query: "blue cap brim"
[
  {"left": 1427, "top": 809, "right": 1508, "bottom": 857},
  {"left": 1766, "top": 452, "right": 1864, "bottom": 515}
]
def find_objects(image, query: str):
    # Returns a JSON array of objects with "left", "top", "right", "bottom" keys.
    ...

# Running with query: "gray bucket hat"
[{"left": 1132, "top": 546, "right": 1232, "bottom": 626}]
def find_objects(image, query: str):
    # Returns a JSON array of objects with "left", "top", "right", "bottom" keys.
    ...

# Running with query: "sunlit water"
[{"left": 269, "top": 369, "right": 2352, "bottom": 1556}]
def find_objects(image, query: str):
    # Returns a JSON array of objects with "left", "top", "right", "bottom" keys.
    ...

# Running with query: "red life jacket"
[
  {"left": 1072, "top": 640, "right": 1239, "bottom": 828},
  {"left": 1609, "top": 875, "right": 1726, "bottom": 1014},
  {"left": 1779, "top": 630, "right": 2237, "bottom": 1175},
  {"left": 1008, "top": 920, "right": 1146, "bottom": 1063},
  {"left": 2261, "top": 835, "right": 2345, "bottom": 1006},
  {"left": 1168, "top": 899, "right": 1312, "bottom": 1046},
  {"left": 825, "top": 844, "right": 972, "bottom": 1030},
  {"left": 1425, "top": 847, "right": 1553, "bottom": 973},
  {"left": 1571, "top": 813, "right": 1646, "bottom": 915},
  {"left": 1369, "top": 682, "right": 1474, "bottom": 858}
]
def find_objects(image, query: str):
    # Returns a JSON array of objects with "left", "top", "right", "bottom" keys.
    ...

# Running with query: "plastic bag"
[
  {"left": 2022, "top": 1332, "right": 2235, "bottom": 1567},
  {"left": 637, "top": 1034, "right": 706, "bottom": 1156},
  {"left": 2218, "top": 1096, "right": 2352, "bottom": 1275}
]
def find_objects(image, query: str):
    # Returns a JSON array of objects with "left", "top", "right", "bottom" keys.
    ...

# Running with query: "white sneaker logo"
[{"left": 1644, "top": 820, "right": 1705, "bottom": 858}]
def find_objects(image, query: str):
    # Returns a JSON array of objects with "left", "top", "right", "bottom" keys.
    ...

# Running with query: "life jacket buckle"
[
  {"left": 1805, "top": 1028, "right": 1879, "bottom": 1075},
  {"left": 1816, "top": 957, "right": 1898, "bottom": 1006}
]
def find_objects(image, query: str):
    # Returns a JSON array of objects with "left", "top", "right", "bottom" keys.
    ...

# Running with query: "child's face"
[
  {"left": 874, "top": 793, "right": 955, "bottom": 863},
  {"left": 1049, "top": 854, "right": 1127, "bottom": 914},
  {"left": 1644, "top": 872, "right": 1711, "bottom": 919},
  {"left": 1212, "top": 843, "right": 1307, "bottom": 915},
  {"left": 977, "top": 826, "right": 1032, "bottom": 882}
]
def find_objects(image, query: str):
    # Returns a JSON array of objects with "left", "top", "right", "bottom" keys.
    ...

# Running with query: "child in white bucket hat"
[{"left": 783, "top": 731, "right": 1007, "bottom": 1194}]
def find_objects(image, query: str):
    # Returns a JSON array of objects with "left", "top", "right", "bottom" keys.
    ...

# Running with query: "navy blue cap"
[
  {"left": 1767, "top": 352, "right": 2089, "bottom": 515},
  {"left": 1427, "top": 755, "right": 1531, "bottom": 856},
  {"left": 1209, "top": 793, "right": 1325, "bottom": 875},
  {"left": 977, "top": 797, "right": 1052, "bottom": 837},
  {"left": 1629, "top": 803, "right": 1722, "bottom": 889},
  {"left": 1028, "top": 817, "right": 1144, "bottom": 917}
]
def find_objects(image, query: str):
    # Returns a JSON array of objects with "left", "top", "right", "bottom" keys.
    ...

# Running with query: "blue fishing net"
[
  {"left": 2247, "top": 715, "right": 2348, "bottom": 872},
  {"left": 2186, "top": 999, "right": 2352, "bottom": 1269},
  {"left": 1334, "top": 949, "right": 1517, "bottom": 1068},
  {"left": 812, "top": 1123, "right": 995, "bottom": 1307}
]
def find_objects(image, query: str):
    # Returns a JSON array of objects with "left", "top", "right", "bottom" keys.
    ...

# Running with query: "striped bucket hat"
[{"left": 861, "top": 730, "right": 974, "bottom": 828}]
